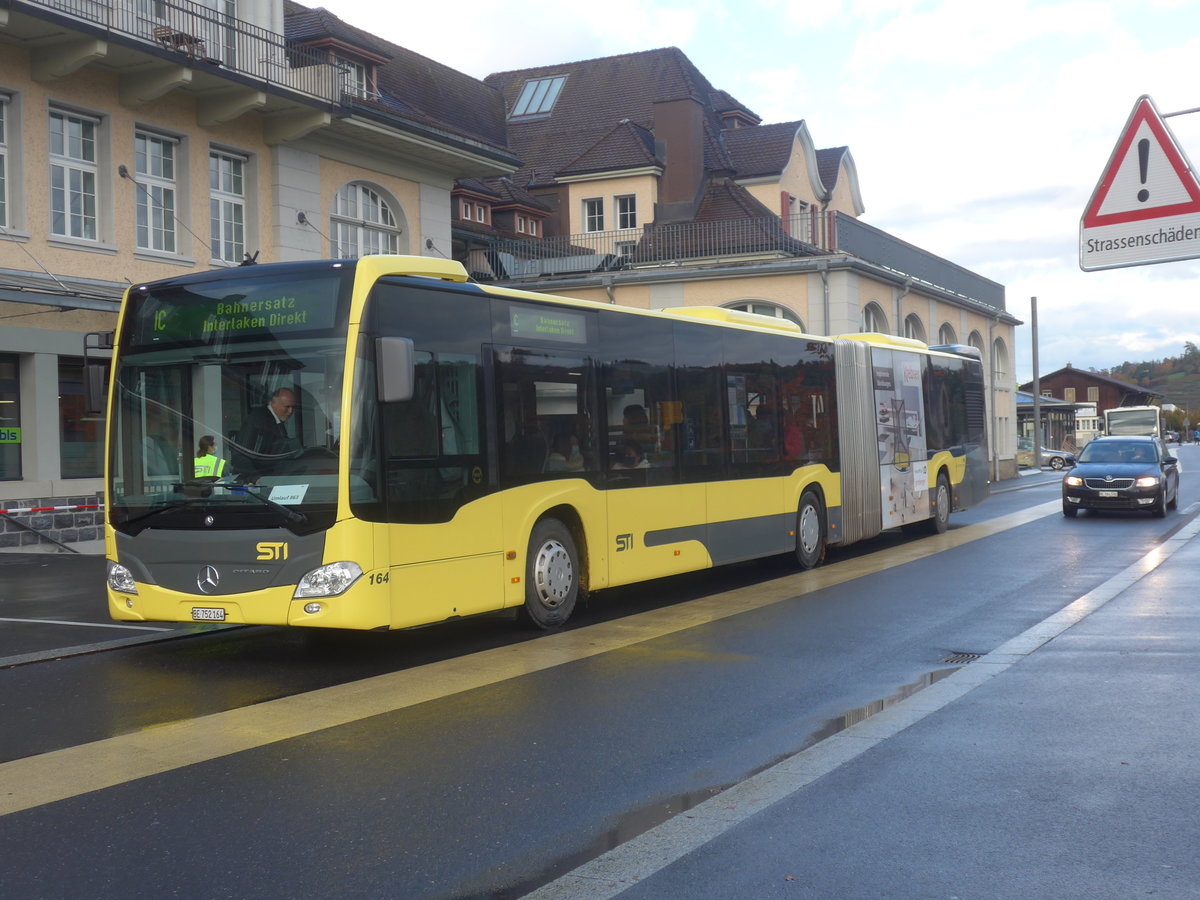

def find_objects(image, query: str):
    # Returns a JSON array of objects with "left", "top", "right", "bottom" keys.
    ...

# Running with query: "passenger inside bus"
[{"left": 612, "top": 438, "right": 650, "bottom": 469}]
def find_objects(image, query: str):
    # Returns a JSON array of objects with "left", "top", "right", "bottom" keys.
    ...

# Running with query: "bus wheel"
[
  {"left": 520, "top": 518, "right": 579, "bottom": 629},
  {"left": 795, "top": 489, "right": 826, "bottom": 570},
  {"left": 928, "top": 473, "right": 951, "bottom": 534}
]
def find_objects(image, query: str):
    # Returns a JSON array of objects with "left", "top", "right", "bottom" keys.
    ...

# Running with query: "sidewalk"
[{"left": 533, "top": 517, "right": 1200, "bottom": 899}]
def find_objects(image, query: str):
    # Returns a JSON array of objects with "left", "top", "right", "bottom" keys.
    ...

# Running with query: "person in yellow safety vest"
[{"left": 193, "top": 435, "right": 227, "bottom": 478}]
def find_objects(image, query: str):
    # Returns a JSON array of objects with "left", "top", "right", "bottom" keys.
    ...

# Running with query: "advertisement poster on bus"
[{"left": 873, "top": 349, "right": 928, "bottom": 528}]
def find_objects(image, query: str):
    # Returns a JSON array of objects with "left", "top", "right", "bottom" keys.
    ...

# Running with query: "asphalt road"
[{"left": 1, "top": 457, "right": 1196, "bottom": 898}]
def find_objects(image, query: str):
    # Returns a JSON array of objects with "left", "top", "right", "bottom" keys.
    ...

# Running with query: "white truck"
[{"left": 1103, "top": 405, "right": 1163, "bottom": 438}]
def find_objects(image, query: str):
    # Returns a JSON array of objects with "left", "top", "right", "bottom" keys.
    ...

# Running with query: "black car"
[{"left": 1062, "top": 435, "right": 1180, "bottom": 518}]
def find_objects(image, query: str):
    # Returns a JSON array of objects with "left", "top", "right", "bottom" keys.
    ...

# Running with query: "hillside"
[{"left": 1107, "top": 343, "right": 1200, "bottom": 416}]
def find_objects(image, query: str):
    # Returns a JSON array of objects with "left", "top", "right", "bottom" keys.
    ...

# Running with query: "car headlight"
[
  {"left": 294, "top": 561, "right": 363, "bottom": 598},
  {"left": 1135, "top": 475, "right": 1160, "bottom": 488},
  {"left": 107, "top": 562, "right": 138, "bottom": 594},
  {"left": 1064, "top": 475, "right": 1083, "bottom": 487}
]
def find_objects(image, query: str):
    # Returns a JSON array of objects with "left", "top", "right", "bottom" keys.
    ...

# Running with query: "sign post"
[{"left": 1080, "top": 95, "right": 1200, "bottom": 271}]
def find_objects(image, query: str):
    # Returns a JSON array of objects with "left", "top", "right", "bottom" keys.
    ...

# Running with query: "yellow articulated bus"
[{"left": 102, "top": 256, "right": 988, "bottom": 631}]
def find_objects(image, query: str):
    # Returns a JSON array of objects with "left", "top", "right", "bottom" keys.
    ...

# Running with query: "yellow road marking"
[{"left": 0, "top": 501, "right": 1060, "bottom": 817}]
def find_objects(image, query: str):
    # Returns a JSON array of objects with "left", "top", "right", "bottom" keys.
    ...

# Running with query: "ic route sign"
[{"left": 1080, "top": 94, "right": 1200, "bottom": 271}]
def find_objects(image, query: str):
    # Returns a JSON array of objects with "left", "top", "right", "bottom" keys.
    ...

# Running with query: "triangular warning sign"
[{"left": 1082, "top": 95, "right": 1200, "bottom": 228}]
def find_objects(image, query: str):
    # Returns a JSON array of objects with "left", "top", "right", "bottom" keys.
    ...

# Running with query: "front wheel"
[
  {"left": 520, "top": 518, "right": 580, "bottom": 629},
  {"left": 1050, "top": 456, "right": 1065, "bottom": 470},
  {"left": 794, "top": 489, "right": 826, "bottom": 570},
  {"left": 927, "top": 473, "right": 951, "bottom": 534}
]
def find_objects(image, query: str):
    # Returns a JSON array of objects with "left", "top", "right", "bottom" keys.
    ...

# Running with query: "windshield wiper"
[{"left": 119, "top": 499, "right": 195, "bottom": 530}]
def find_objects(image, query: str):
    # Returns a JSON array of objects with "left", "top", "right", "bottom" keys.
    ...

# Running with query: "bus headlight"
[
  {"left": 107, "top": 562, "right": 138, "bottom": 594},
  {"left": 294, "top": 561, "right": 363, "bottom": 598}
]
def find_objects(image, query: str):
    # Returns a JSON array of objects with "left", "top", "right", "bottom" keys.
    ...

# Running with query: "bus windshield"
[{"left": 108, "top": 266, "right": 354, "bottom": 534}]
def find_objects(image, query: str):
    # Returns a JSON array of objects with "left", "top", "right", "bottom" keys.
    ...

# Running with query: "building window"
[
  {"left": 617, "top": 194, "right": 637, "bottom": 230},
  {"left": 511, "top": 75, "right": 566, "bottom": 118},
  {"left": 1064, "top": 387, "right": 1076, "bottom": 402},
  {"left": 460, "top": 199, "right": 470, "bottom": 219},
  {"left": 992, "top": 338, "right": 1009, "bottom": 384},
  {"left": 862, "top": 302, "right": 887, "bottom": 334},
  {"left": 726, "top": 301, "right": 803, "bottom": 329},
  {"left": 528, "top": 219, "right": 538, "bottom": 236},
  {"left": 334, "top": 55, "right": 372, "bottom": 99},
  {"left": 1088, "top": 386, "right": 1099, "bottom": 402},
  {"left": 939, "top": 323, "right": 957, "bottom": 345},
  {"left": 0, "top": 96, "right": 7, "bottom": 227},
  {"left": 903, "top": 314, "right": 926, "bottom": 342},
  {"left": 209, "top": 149, "right": 245, "bottom": 263},
  {"left": 135, "top": 131, "right": 177, "bottom": 253},
  {"left": 331, "top": 181, "right": 402, "bottom": 257},
  {"left": 59, "top": 358, "right": 105, "bottom": 478},
  {"left": 583, "top": 198, "right": 604, "bottom": 232},
  {"left": 476, "top": 204, "right": 485, "bottom": 223},
  {"left": 517, "top": 215, "right": 526, "bottom": 233},
  {"left": 0, "top": 354, "right": 19, "bottom": 481},
  {"left": 49, "top": 110, "right": 98, "bottom": 240}
]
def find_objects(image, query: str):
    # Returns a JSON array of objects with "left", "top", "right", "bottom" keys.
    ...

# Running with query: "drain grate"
[{"left": 941, "top": 651, "right": 984, "bottom": 665}]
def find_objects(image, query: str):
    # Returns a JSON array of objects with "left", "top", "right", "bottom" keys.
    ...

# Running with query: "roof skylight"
[{"left": 511, "top": 76, "right": 566, "bottom": 118}]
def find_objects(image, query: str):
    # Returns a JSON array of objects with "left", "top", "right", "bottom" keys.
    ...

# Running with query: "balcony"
[
  {"left": 473, "top": 210, "right": 1006, "bottom": 312},
  {"left": 11, "top": 0, "right": 348, "bottom": 104},
  {"left": 478, "top": 213, "right": 819, "bottom": 280}
]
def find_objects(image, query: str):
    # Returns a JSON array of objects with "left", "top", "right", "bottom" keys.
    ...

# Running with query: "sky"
[{"left": 316, "top": 0, "right": 1200, "bottom": 383}]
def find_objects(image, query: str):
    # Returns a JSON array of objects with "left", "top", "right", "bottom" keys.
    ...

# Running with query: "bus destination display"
[{"left": 131, "top": 278, "right": 341, "bottom": 347}]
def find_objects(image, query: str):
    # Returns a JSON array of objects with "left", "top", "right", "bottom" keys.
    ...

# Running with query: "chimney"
[{"left": 653, "top": 97, "right": 706, "bottom": 224}]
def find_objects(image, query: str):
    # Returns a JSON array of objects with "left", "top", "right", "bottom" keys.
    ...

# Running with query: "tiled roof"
[
  {"left": 816, "top": 147, "right": 849, "bottom": 194},
  {"left": 484, "top": 47, "right": 734, "bottom": 184},
  {"left": 723, "top": 121, "right": 804, "bottom": 179},
  {"left": 283, "top": 1, "right": 510, "bottom": 153},
  {"left": 558, "top": 120, "right": 660, "bottom": 177}
]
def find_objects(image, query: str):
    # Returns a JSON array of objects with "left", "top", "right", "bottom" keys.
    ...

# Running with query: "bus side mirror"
[
  {"left": 83, "top": 363, "right": 108, "bottom": 415},
  {"left": 376, "top": 337, "right": 415, "bottom": 403}
]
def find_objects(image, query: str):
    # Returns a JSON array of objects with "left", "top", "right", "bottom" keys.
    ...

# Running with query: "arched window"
[
  {"left": 992, "top": 338, "right": 1009, "bottom": 384},
  {"left": 903, "top": 314, "right": 926, "bottom": 342},
  {"left": 968, "top": 330, "right": 984, "bottom": 354},
  {"left": 862, "top": 302, "right": 887, "bottom": 334},
  {"left": 938, "top": 323, "right": 958, "bottom": 345},
  {"left": 724, "top": 301, "right": 804, "bottom": 330},
  {"left": 330, "top": 182, "right": 405, "bottom": 258}
]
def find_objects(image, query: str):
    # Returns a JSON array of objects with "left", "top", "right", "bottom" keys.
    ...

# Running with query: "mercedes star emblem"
[{"left": 197, "top": 565, "right": 220, "bottom": 594}]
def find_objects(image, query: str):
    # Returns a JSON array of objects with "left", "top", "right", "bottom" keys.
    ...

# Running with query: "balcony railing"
[
  {"left": 474, "top": 210, "right": 1006, "bottom": 312},
  {"left": 18, "top": 0, "right": 348, "bottom": 104},
  {"left": 478, "top": 214, "right": 817, "bottom": 280}
]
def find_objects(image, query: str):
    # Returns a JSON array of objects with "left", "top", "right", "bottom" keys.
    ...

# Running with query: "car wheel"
[
  {"left": 1050, "top": 456, "right": 1065, "bottom": 470},
  {"left": 519, "top": 518, "right": 580, "bottom": 629},
  {"left": 1153, "top": 488, "right": 1167, "bottom": 518},
  {"left": 927, "top": 472, "right": 951, "bottom": 534},
  {"left": 1168, "top": 481, "right": 1179, "bottom": 510},
  {"left": 1062, "top": 503, "right": 1078, "bottom": 518},
  {"left": 794, "top": 489, "right": 826, "bottom": 570}
]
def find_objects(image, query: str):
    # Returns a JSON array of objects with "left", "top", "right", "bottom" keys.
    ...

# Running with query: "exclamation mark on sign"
[{"left": 1137, "top": 138, "right": 1150, "bottom": 203}]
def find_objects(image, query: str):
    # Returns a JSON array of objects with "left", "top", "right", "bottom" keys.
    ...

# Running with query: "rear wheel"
[
  {"left": 520, "top": 518, "right": 580, "bottom": 629},
  {"left": 928, "top": 472, "right": 951, "bottom": 534},
  {"left": 795, "top": 489, "right": 826, "bottom": 570}
]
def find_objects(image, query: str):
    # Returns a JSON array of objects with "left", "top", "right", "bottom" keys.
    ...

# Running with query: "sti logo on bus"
[
  {"left": 615, "top": 533, "right": 633, "bottom": 552},
  {"left": 256, "top": 541, "right": 289, "bottom": 561}
]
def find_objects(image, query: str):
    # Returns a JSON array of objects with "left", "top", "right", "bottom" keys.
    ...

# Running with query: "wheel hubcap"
[
  {"left": 533, "top": 540, "right": 573, "bottom": 609},
  {"left": 799, "top": 505, "right": 820, "bottom": 554}
]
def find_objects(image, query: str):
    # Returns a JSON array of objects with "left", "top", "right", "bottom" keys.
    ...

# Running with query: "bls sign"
[{"left": 256, "top": 541, "right": 289, "bottom": 561}]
